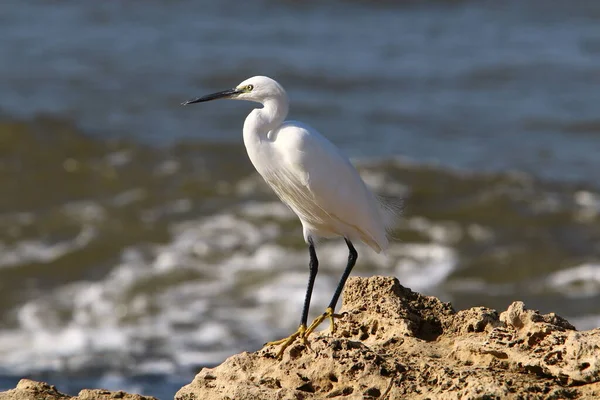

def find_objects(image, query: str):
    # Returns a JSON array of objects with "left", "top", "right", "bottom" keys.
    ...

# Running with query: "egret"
[{"left": 182, "top": 76, "right": 392, "bottom": 358}]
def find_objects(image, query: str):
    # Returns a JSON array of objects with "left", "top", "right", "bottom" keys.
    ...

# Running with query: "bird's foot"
[
  {"left": 304, "top": 307, "right": 341, "bottom": 339},
  {"left": 264, "top": 324, "right": 308, "bottom": 359}
]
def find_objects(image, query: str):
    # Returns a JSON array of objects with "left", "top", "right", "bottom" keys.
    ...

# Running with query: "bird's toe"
[
  {"left": 304, "top": 307, "right": 340, "bottom": 338},
  {"left": 264, "top": 324, "right": 307, "bottom": 359}
]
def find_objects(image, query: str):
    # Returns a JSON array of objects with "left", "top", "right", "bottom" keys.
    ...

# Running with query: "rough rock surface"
[
  {"left": 176, "top": 276, "right": 600, "bottom": 400},
  {"left": 0, "top": 379, "right": 157, "bottom": 400}
]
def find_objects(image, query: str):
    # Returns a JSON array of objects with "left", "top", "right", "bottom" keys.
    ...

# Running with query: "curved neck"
[{"left": 243, "top": 98, "right": 289, "bottom": 145}]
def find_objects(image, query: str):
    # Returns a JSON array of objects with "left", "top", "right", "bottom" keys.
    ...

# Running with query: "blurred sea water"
[{"left": 1, "top": 0, "right": 600, "bottom": 398}]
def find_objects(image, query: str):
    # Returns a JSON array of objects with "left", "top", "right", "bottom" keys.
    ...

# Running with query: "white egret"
[{"left": 182, "top": 76, "right": 392, "bottom": 358}]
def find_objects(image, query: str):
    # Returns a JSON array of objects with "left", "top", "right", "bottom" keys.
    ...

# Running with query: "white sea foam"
[
  {"left": 239, "top": 201, "right": 295, "bottom": 219},
  {"left": 391, "top": 243, "right": 457, "bottom": 291},
  {"left": 0, "top": 226, "right": 96, "bottom": 268},
  {"left": 574, "top": 190, "right": 600, "bottom": 222},
  {"left": 406, "top": 217, "right": 463, "bottom": 244},
  {"left": 112, "top": 188, "right": 147, "bottom": 207},
  {"left": 104, "top": 150, "right": 133, "bottom": 167},
  {"left": 546, "top": 263, "right": 600, "bottom": 297},
  {"left": 0, "top": 205, "right": 460, "bottom": 375},
  {"left": 61, "top": 201, "right": 107, "bottom": 223},
  {"left": 574, "top": 191, "right": 600, "bottom": 210},
  {"left": 153, "top": 160, "right": 180, "bottom": 176},
  {"left": 359, "top": 168, "right": 409, "bottom": 197}
]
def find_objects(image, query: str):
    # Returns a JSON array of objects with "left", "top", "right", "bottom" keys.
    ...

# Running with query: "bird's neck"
[{"left": 243, "top": 98, "right": 289, "bottom": 146}]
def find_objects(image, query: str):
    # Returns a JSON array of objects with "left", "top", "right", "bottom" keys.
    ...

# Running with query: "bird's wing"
[{"left": 264, "top": 122, "right": 387, "bottom": 252}]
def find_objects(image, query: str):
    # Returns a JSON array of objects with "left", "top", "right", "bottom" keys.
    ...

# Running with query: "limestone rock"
[
  {"left": 176, "top": 276, "right": 600, "bottom": 400},
  {"left": 0, "top": 379, "right": 157, "bottom": 400}
]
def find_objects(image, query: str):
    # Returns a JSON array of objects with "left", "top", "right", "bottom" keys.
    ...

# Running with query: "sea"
[{"left": 1, "top": 0, "right": 599, "bottom": 398}]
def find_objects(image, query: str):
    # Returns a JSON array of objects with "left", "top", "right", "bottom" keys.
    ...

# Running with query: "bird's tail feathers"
[{"left": 376, "top": 195, "right": 404, "bottom": 246}]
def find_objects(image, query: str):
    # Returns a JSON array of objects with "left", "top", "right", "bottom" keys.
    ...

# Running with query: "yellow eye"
[{"left": 246, "top": 84, "right": 254, "bottom": 91}]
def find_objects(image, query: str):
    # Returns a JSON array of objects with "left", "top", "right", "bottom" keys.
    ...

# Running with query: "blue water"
[{"left": 1, "top": 0, "right": 599, "bottom": 182}]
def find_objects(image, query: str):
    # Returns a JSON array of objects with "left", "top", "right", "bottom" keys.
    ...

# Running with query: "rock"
[
  {"left": 0, "top": 379, "right": 157, "bottom": 400},
  {"left": 176, "top": 276, "right": 600, "bottom": 400},
  {"left": 0, "top": 380, "right": 69, "bottom": 400}
]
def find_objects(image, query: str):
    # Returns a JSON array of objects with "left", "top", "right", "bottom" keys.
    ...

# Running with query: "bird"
[{"left": 182, "top": 76, "right": 393, "bottom": 358}]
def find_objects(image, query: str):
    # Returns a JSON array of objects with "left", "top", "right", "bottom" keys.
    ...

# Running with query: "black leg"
[
  {"left": 300, "top": 237, "right": 318, "bottom": 326},
  {"left": 303, "top": 238, "right": 358, "bottom": 339},
  {"left": 327, "top": 238, "right": 358, "bottom": 310}
]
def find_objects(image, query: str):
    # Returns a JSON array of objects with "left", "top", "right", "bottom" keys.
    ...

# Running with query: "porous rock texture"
[
  {"left": 176, "top": 276, "right": 600, "bottom": 400},
  {"left": 0, "top": 379, "right": 157, "bottom": 400}
]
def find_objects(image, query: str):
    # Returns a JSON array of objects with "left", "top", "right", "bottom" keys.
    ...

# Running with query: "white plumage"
[
  {"left": 258, "top": 120, "right": 388, "bottom": 253},
  {"left": 234, "top": 76, "right": 389, "bottom": 253}
]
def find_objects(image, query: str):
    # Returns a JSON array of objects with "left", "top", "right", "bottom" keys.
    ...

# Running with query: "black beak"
[{"left": 181, "top": 88, "right": 243, "bottom": 105}]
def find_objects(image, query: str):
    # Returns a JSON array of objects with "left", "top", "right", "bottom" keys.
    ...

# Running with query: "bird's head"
[{"left": 182, "top": 76, "right": 287, "bottom": 106}]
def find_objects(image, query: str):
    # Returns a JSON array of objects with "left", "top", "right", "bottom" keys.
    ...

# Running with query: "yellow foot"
[
  {"left": 304, "top": 307, "right": 341, "bottom": 339},
  {"left": 264, "top": 324, "right": 307, "bottom": 359}
]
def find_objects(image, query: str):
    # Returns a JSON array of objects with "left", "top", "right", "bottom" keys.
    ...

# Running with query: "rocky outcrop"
[
  {"left": 176, "top": 276, "right": 600, "bottom": 400},
  {"left": 0, "top": 379, "right": 157, "bottom": 400}
]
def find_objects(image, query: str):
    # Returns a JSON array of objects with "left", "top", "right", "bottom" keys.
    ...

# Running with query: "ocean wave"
[{"left": 0, "top": 117, "right": 599, "bottom": 381}]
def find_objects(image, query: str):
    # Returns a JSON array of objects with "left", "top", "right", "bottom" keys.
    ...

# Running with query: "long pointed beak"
[{"left": 181, "top": 88, "right": 243, "bottom": 105}]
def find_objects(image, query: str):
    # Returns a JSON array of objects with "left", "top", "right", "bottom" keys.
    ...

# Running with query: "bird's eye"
[{"left": 246, "top": 84, "right": 254, "bottom": 91}]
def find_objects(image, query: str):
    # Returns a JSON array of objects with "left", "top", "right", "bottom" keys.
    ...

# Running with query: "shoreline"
[{"left": 3, "top": 276, "right": 600, "bottom": 400}]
